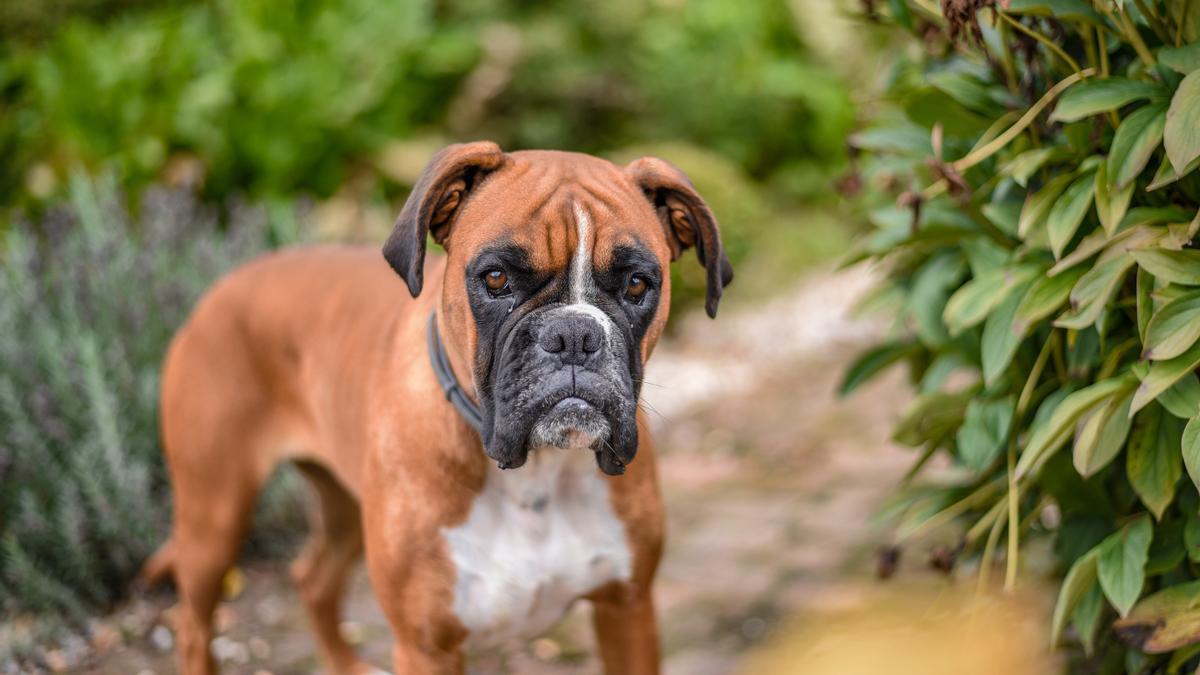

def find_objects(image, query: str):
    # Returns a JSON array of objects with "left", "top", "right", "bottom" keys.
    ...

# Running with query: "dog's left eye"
[
  {"left": 624, "top": 275, "right": 649, "bottom": 304},
  {"left": 483, "top": 269, "right": 512, "bottom": 297}
]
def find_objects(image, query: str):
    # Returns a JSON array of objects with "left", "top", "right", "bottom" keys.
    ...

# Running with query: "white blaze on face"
[
  {"left": 567, "top": 202, "right": 616, "bottom": 337},
  {"left": 570, "top": 202, "right": 594, "bottom": 304}
]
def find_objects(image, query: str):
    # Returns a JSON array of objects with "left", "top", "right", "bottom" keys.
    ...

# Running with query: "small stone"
[
  {"left": 340, "top": 621, "right": 366, "bottom": 646},
  {"left": 42, "top": 650, "right": 68, "bottom": 672},
  {"left": 256, "top": 597, "right": 285, "bottom": 627},
  {"left": 531, "top": 638, "right": 561, "bottom": 661},
  {"left": 248, "top": 637, "right": 271, "bottom": 660},
  {"left": 90, "top": 622, "right": 122, "bottom": 652},
  {"left": 222, "top": 567, "right": 246, "bottom": 600},
  {"left": 211, "top": 636, "right": 249, "bottom": 665},
  {"left": 150, "top": 625, "right": 174, "bottom": 652},
  {"left": 214, "top": 606, "right": 237, "bottom": 632},
  {"left": 741, "top": 616, "right": 767, "bottom": 640}
]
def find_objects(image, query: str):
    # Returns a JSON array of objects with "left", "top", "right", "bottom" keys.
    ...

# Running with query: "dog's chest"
[{"left": 442, "top": 450, "right": 632, "bottom": 648}]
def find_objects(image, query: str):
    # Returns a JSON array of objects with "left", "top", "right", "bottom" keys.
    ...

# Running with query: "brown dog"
[{"left": 141, "top": 142, "right": 732, "bottom": 674}]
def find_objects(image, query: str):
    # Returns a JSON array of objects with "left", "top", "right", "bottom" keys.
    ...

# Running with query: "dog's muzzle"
[{"left": 484, "top": 306, "right": 639, "bottom": 475}]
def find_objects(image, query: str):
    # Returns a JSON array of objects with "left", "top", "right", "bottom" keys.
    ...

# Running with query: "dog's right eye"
[{"left": 483, "top": 269, "right": 512, "bottom": 297}]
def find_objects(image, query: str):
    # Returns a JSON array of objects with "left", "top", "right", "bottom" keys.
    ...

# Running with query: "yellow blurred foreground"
[{"left": 742, "top": 576, "right": 1062, "bottom": 675}]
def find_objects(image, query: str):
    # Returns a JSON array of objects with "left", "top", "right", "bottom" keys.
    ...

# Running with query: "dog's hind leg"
[
  {"left": 159, "top": 331, "right": 279, "bottom": 675},
  {"left": 290, "top": 461, "right": 382, "bottom": 675},
  {"left": 169, "top": 451, "right": 265, "bottom": 675}
]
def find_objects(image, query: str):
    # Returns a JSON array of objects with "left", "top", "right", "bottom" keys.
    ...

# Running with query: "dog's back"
[{"left": 147, "top": 245, "right": 425, "bottom": 674}]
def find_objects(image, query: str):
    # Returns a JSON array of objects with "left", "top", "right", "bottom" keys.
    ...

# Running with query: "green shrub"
[
  {"left": 0, "top": 0, "right": 853, "bottom": 210},
  {"left": 0, "top": 176, "right": 303, "bottom": 630},
  {"left": 844, "top": 0, "right": 1200, "bottom": 669}
]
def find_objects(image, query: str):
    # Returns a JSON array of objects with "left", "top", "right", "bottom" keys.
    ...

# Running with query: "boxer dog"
[{"left": 140, "top": 142, "right": 732, "bottom": 674}]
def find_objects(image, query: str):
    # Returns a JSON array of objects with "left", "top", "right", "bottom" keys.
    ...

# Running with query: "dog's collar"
[{"left": 427, "top": 313, "right": 484, "bottom": 435}]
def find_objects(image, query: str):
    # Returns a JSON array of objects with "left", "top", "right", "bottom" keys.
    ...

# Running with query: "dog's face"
[{"left": 383, "top": 143, "right": 732, "bottom": 475}]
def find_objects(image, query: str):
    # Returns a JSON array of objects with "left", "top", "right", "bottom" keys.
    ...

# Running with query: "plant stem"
[
  {"left": 1118, "top": 5, "right": 1157, "bottom": 67},
  {"left": 1133, "top": 0, "right": 1173, "bottom": 43},
  {"left": 977, "top": 498, "right": 1008, "bottom": 593},
  {"left": 952, "top": 68, "right": 1095, "bottom": 172},
  {"left": 1005, "top": 429, "right": 1020, "bottom": 591},
  {"left": 1178, "top": 0, "right": 1190, "bottom": 45},
  {"left": 902, "top": 479, "right": 1004, "bottom": 542},
  {"left": 1017, "top": 331, "right": 1058, "bottom": 414},
  {"left": 967, "top": 495, "right": 1008, "bottom": 545},
  {"left": 1098, "top": 26, "right": 1110, "bottom": 77},
  {"left": 997, "top": 13, "right": 1019, "bottom": 91},
  {"left": 997, "top": 12, "right": 1084, "bottom": 74}
]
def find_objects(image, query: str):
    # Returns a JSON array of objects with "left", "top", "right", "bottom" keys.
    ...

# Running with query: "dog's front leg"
[
  {"left": 367, "top": 534, "right": 468, "bottom": 675},
  {"left": 592, "top": 589, "right": 661, "bottom": 675}
]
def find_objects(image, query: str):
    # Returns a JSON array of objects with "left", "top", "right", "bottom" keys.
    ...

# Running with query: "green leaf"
[
  {"left": 1074, "top": 390, "right": 1134, "bottom": 478},
  {"left": 1014, "top": 267, "right": 1084, "bottom": 335},
  {"left": 1097, "top": 515, "right": 1153, "bottom": 618},
  {"left": 1159, "top": 42, "right": 1200, "bottom": 74},
  {"left": 1047, "top": 172, "right": 1096, "bottom": 258},
  {"left": 1073, "top": 584, "right": 1105, "bottom": 656},
  {"left": 929, "top": 71, "right": 1002, "bottom": 115},
  {"left": 1131, "top": 340, "right": 1200, "bottom": 415},
  {"left": 1147, "top": 519, "right": 1187, "bottom": 575},
  {"left": 849, "top": 124, "right": 933, "bottom": 155},
  {"left": 1052, "top": 549, "right": 1099, "bottom": 646},
  {"left": 1183, "top": 416, "right": 1200, "bottom": 496},
  {"left": 840, "top": 341, "right": 918, "bottom": 396},
  {"left": 1004, "top": 147, "right": 1068, "bottom": 187},
  {"left": 1051, "top": 78, "right": 1164, "bottom": 123},
  {"left": 1005, "top": 0, "right": 1104, "bottom": 24},
  {"left": 1143, "top": 290, "right": 1200, "bottom": 360},
  {"left": 943, "top": 266, "right": 1037, "bottom": 335},
  {"left": 956, "top": 397, "right": 1014, "bottom": 470},
  {"left": 1127, "top": 405, "right": 1182, "bottom": 520},
  {"left": 1107, "top": 104, "right": 1168, "bottom": 191},
  {"left": 1131, "top": 249, "right": 1200, "bottom": 286},
  {"left": 909, "top": 253, "right": 965, "bottom": 347},
  {"left": 1120, "top": 205, "right": 1197, "bottom": 230},
  {"left": 1094, "top": 161, "right": 1134, "bottom": 236},
  {"left": 1146, "top": 153, "right": 1200, "bottom": 191},
  {"left": 1159, "top": 373, "right": 1200, "bottom": 419},
  {"left": 1113, "top": 580, "right": 1200, "bottom": 653},
  {"left": 1187, "top": 511, "right": 1200, "bottom": 562},
  {"left": 888, "top": 0, "right": 913, "bottom": 30},
  {"left": 1017, "top": 376, "right": 1137, "bottom": 477},
  {"left": 893, "top": 390, "right": 974, "bottom": 447},
  {"left": 981, "top": 280, "right": 1033, "bottom": 385},
  {"left": 1055, "top": 253, "right": 1135, "bottom": 329},
  {"left": 1137, "top": 267, "right": 1154, "bottom": 344},
  {"left": 1018, "top": 172, "right": 1075, "bottom": 239},
  {"left": 1166, "top": 71, "right": 1200, "bottom": 174}
]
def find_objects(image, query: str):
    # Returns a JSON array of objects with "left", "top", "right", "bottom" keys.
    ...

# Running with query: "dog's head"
[{"left": 383, "top": 142, "right": 732, "bottom": 475}]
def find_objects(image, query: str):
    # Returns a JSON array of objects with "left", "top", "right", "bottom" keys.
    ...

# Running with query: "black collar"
[{"left": 427, "top": 313, "right": 484, "bottom": 435}]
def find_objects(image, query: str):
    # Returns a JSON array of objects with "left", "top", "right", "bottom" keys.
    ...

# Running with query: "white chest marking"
[{"left": 442, "top": 449, "right": 632, "bottom": 649}]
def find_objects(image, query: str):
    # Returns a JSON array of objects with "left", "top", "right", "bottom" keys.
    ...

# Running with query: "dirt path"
[{"left": 77, "top": 266, "right": 917, "bottom": 675}]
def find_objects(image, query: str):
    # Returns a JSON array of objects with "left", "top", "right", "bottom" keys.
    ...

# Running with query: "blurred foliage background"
[{"left": 0, "top": 0, "right": 870, "bottom": 659}]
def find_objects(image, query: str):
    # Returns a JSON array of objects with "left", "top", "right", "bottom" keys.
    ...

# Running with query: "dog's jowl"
[{"left": 143, "top": 142, "right": 732, "bottom": 675}]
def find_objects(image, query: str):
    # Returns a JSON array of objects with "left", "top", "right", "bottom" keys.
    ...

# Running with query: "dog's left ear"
[
  {"left": 625, "top": 157, "right": 734, "bottom": 318},
  {"left": 383, "top": 141, "right": 507, "bottom": 297}
]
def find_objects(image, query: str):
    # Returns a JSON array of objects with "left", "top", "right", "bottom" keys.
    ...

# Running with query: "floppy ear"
[
  {"left": 383, "top": 141, "right": 507, "bottom": 297},
  {"left": 625, "top": 157, "right": 734, "bottom": 318}
]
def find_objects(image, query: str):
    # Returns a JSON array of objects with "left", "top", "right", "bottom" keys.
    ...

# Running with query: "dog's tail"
[{"left": 137, "top": 539, "right": 175, "bottom": 589}]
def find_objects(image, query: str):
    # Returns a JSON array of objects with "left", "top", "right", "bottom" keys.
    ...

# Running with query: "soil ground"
[{"left": 66, "top": 267, "right": 1058, "bottom": 675}]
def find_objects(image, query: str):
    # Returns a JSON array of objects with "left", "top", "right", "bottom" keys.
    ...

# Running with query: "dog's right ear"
[{"left": 383, "top": 141, "right": 507, "bottom": 297}]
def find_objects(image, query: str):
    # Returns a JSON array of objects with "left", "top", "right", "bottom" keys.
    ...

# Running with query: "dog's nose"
[{"left": 538, "top": 316, "right": 603, "bottom": 365}]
